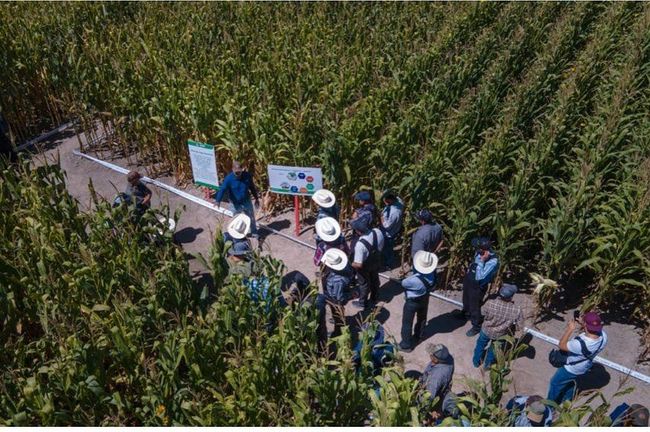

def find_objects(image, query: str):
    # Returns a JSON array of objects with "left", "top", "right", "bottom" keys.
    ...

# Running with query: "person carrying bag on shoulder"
[{"left": 546, "top": 311, "right": 607, "bottom": 404}]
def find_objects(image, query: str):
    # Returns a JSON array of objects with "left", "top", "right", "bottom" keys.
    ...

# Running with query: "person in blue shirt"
[
  {"left": 455, "top": 237, "right": 499, "bottom": 337},
  {"left": 399, "top": 251, "right": 438, "bottom": 352},
  {"left": 352, "top": 321, "right": 394, "bottom": 375},
  {"left": 312, "top": 188, "right": 340, "bottom": 221},
  {"left": 380, "top": 189, "right": 404, "bottom": 269},
  {"left": 352, "top": 190, "right": 378, "bottom": 227},
  {"left": 609, "top": 403, "right": 648, "bottom": 427},
  {"left": 214, "top": 161, "right": 260, "bottom": 236}
]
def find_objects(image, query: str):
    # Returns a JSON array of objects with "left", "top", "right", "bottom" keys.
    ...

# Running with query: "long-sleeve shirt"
[
  {"left": 482, "top": 298, "right": 523, "bottom": 339},
  {"left": 381, "top": 199, "right": 404, "bottom": 239},
  {"left": 215, "top": 171, "right": 259, "bottom": 205},
  {"left": 421, "top": 359, "right": 454, "bottom": 401},
  {"left": 411, "top": 223, "right": 443, "bottom": 257},
  {"left": 474, "top": 251, "right": 499, "bottom": 286},
  {"left": 402, "top": 271, "right": 436, "bottom": 299}
]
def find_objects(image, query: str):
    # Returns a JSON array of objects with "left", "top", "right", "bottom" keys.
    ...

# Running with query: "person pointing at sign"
[{"left": 214, "top": 160, "right": 260, "bottom": 237}]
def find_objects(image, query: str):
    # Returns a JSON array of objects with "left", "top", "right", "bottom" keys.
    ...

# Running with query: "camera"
[{"left": 573, "top": 310, "right": 580, "bottom": 320}]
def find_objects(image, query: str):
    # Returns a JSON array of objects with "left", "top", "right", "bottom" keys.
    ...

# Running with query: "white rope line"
[
  {"left": 73, "top": 149, "right": 650, "bottom": 385},
  {"left": 16, "top": 121, "right": 77, "bottom": 152}
]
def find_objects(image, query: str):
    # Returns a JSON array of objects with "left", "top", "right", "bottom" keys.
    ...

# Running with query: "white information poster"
[
  {"left": 188, "top": 140, "right": 219, "bottom": 189},
  {"left": 268, "top": 164, "right": 323, "bottom": 196}
]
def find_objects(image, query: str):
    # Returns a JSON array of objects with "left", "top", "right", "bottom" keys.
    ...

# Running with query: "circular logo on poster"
[
  {"left": 298, "top": 173, "right": 306, "bottom": 180},
  {"left": 306, "top": 183, "right": 315, "bottom": 190},
  {"left": 306, "top": 176, "right": 314, "bottom": 182},
  {"left": 290, "top": 186, "right": 299, "bottom": 193},
  {"left": 287, "top": 172, "right": 297, "bottom": 180},
  {"left": 281, "top": 182, "right": 290, "bottom": 190},
  {"left": 299, "top": 187, "right": 308, "bottom": 193}
]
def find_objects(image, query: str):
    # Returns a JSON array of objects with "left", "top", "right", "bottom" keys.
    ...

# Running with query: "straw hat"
[
  {"left": 312, "top": 189, "right": 336, "bottom": 208},
  {"left": 413, "top": 250, "right": 438, "bottom": 274},
  {"left": 227, "top": 213, "right": 251, "bottom": 239},
  {"left": 156, "top": 215, "right": 176, "bottom": 235},
  {"left": 321, "top": 248, "right": 348, "bottom": 271},
  {"left": 315, "top": 217, "right": 341, "bottom": 242}
]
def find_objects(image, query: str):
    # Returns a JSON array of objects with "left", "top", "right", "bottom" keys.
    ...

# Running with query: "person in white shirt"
[{"left": 547, "top": 311, "right": 607, "bottom": 404}]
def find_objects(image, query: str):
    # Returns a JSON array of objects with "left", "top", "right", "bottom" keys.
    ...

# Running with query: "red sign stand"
[{"left": 294, "top": 195, "right": 300, "bottom": 237}]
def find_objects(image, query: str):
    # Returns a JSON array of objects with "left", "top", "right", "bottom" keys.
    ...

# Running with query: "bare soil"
[{"left": 31, "top": 129, "right": 650, "bottom": 411}]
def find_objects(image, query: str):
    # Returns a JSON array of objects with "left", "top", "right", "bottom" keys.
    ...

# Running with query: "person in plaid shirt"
[{"left": 472, "top": 283, "right": 523, "bottom": 369}]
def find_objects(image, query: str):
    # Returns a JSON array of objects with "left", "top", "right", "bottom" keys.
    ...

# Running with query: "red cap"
[{"left": 583, "top": 311, "right": 603, "bottom": 333}]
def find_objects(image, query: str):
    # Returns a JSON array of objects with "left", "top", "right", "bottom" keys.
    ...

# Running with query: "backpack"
[{"left": 548, "top": 336, "right": 603, "bottom": 368}]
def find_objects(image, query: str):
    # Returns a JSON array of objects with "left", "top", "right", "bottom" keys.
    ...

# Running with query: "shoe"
[
  {"left": 351, "top": 300, "right": 366, "bottom": 309},
  {"left": 466, "top": 327, "right": 480, "bottom": 337},
  {"left": 399, "top": 342, "right": 414, "bottom": 353},
  {"left": 453, "top": 309, "right": 468, "bottom": 319}
]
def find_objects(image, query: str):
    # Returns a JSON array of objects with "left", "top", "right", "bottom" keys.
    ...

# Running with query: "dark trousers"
[
  {"left": 462, "top": 267, "right": 486, "bottom": 330},
  {"left": 357, "top": 265, "right": 380, "bottom": 305},
  {"left": 401, "top": 294, "right": 429, "bottom": 349}
]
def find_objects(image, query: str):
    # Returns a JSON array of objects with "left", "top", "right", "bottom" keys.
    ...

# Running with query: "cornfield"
[
  {"left": 0, "top": 1, "right": 649, "bottom": 413},
  {"left": 0, "top": 158, "right": 631, "bottom": 426},
  {"left": 1, "top": 0, "right": 648, "bottom": 344}
]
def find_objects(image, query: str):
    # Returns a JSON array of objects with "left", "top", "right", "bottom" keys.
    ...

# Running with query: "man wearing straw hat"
[
  {"left": 313, "top": 217, "right": 350, "bottom": 267},
  {"left": 350, "top": 217, "right": 384, "bottom": 309},
  {"left": 399, "top": 251, "right": 438, "bottom": 352},
  {"left": 312, "top": 188, "right": 340, "bottom": 221},
  {"left": 224, "top": 213, "right": 252, "bottom": 251},
  {"left": 214, "top": 160, "right": 260, "bottom": 237},
  {"left": 321, "top": 248, "right": 354, "bottom": 338}
]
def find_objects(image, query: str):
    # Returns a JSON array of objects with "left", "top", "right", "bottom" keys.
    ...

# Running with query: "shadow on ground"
[{"left": 175, "top": 226, "right": 204, "bottom": 244}]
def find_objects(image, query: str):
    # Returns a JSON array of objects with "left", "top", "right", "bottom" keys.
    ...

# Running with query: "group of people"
[{"left": 124, "top": 162, "right": 647, "bottom": 426}]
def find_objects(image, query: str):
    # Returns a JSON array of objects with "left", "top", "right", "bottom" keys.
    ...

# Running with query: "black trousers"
[
  {"left": 401, "top": 294, "right": 429, "bottom": 349},
  {"left": 357, "top": 265, "right": 380, "bottom": 305},
  {"left": 462, "top": 274, "right": 487, "bottom": 330}
]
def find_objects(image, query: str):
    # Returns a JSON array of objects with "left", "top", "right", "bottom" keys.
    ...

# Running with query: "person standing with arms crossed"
[{"left": 214, "top": 161, "right": 260, "bottom": 237}]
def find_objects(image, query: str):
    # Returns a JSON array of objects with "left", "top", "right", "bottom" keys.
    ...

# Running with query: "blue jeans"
[
  {"left": 231, "top": 200, "right": 257, "bottom": 235},
  {"left": 472, "top": 330, "right": 500, "bottom": 368},
  {"left": 547, "top": 367, "right": 578, "bottom": 404}
]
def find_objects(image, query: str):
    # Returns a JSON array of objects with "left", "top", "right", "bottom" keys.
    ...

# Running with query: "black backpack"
[{"left": 548, "top": 336, "right": 603, "bottom": 368}]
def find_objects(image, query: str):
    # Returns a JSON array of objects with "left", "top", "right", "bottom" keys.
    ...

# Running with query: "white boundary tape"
[
  {"left": 73, "top": 149, "right": 650, "bottom": 385},
  {"left": 16, "top": 121, "right": 77, "bottom": 152}
]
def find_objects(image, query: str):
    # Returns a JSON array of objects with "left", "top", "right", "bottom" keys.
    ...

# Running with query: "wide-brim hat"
[
  {"left": 413, "top": 250, "right": 438, "bottom": 274},
  {"left": 227, "top": 213, "right": 251, "bottom": 239},
  {"left": 321, "top": 248, "right": 348, "bottom": 271},
  {"left": 315, "top": 217, "right": 341, "bottom": 242},
  {"left": 312, "top": 189, "right": 336, "bottom": 208},
  {"left": 156, "top": 215, "right": 176, "bottom": 234}
]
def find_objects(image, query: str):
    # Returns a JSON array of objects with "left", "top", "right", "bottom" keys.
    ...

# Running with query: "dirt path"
[{"left": 33, "top": 130, "right": 650, "bottom": 411}]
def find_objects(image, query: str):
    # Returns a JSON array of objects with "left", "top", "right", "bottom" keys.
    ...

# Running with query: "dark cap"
[
  {"left": 471, "top": 237, "right": 492, "bottom": 251},
  {"left": 499, "top": 283, "right": 518, "bottom": 299},
  {"left": 381, "top": 189, "right": 397, "bottom": 201},
  {"left": 229, "top": 239, "right": 251, "bottom": 257},
  {"left": 426, "top": 343, "right": 450, "bottom": 361},
  {"left": 350, "top": 217, "right": 370, "bottom": 234},
  {"left": 354, "top": 190, "right": 372, "bottom": 202},
  {"left": 414, "top": 209, "right": 433, "bottom": 223}
]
